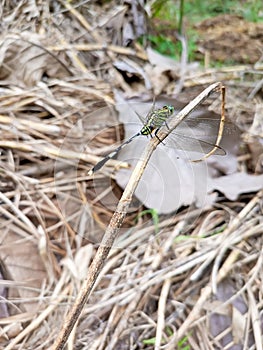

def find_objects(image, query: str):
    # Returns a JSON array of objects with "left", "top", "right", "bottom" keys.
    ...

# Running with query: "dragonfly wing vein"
[{"left": 165, "top": 132, "right": 225, "bottom": 156}]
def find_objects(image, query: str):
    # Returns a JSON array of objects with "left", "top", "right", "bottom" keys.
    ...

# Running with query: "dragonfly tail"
[{"left": 88, "top": 132, "right": 141, "bottom": 175}]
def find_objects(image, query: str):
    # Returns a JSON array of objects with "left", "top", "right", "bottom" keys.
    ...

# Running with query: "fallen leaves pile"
[{"left": 0, "top": 2, "right": 262, "bottom": 349}]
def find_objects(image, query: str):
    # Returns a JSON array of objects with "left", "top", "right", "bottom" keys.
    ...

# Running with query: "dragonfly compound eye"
[
  {"left": 167, "top": 105, "right": 174, "bottom": 113},
  {"left": 162, "top": 105, "right": 174, "bottom": 114}
]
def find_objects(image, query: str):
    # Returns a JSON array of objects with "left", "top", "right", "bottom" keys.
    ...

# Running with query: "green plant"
[
  {"left": 142, "top": 332, "right": 191, "bottom": 349},
  {"left": 141, "top": 0, "right": 263, "bottom": 63},
  {"left": 147, "top": 34, "right": 181, "bottom": 59},
  {"left": 136, "top": 208, "right": 159, "bottom": 234},
  {"left": 177, "top": 335, "right": 191, "bottom": 350},
  {"left": 240, "top": 0, "right": 263, "bottom": 22}
]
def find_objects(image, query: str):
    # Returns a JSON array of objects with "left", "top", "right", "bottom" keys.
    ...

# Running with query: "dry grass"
[{"left": 0, "top": 2, "right": 262, "bottom": 350}]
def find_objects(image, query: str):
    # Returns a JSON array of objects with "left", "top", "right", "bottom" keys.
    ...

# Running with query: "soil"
[{"left": 196, "top": 14, "right": 263, "bottom": 63}]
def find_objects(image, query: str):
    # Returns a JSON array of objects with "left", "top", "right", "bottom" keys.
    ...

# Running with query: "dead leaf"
[
  {"left": 232, "top": 306, "right": 246, "bottom": 344},
  {"left": 114, "top": 57, "right": 152, "bottom": 89},
  {"left": 248, "top": 104, "right": 263, "bottom": 139},
  {"left": 245, "top": 103, "right": 263, "bottom": 173},
  {"left": 144, "top": 64, "right": 170, "bottom": 95},
  {"left": 146, "top": 47, "right": 181, "bottom": 71},
  {"left": 0, "top": 264, "right": 9, "bottom": 318},
  {"left": 0, "top": 32, "right": 68, "bottom": 86},
  {"left": 0, "top": 230, "right": 47, "bottom": 314},
  {"left": 209, "top": 280, "right": 252, "bottom": 348},
  {"left": 208, "top": 172, "right": 263, "bottom": 201},
  {"left": 61, "top": 244, "right": 93, "bottom": 281}
]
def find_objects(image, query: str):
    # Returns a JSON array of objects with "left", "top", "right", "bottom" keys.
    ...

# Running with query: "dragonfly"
[{"left": 88, "top": 102, "right": 225, "bottom": 175}]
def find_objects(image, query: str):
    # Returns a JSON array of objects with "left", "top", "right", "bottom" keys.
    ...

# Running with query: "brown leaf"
[
  {"left": 0, "top": 231, "right": 47, "bottom": 314},
  {"left": 0, "top": 32, "right": 68, "bottom": 86},
  {"left": 208, "top": 172, "right": 263, "bottom": 201}
]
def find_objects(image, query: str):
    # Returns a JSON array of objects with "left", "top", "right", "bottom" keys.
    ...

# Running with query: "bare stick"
[
  {"left": 52, "top": 82, "right": 223, "bottom": 350},
  {"left": 192, "top": 84, "right": 225, "bottom": 162}
]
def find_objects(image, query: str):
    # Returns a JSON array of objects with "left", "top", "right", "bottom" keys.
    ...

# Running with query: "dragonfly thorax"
[{"left": 140, "top": 105, "right": 174, "bottom": 136}]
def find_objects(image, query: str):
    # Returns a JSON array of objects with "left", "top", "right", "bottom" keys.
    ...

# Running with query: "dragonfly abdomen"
[{"left": 140, "top": 125, "right": 154, "bottom": 135}]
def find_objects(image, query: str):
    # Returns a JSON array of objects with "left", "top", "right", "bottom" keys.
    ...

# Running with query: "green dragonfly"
[{"left": 88, "top": 103, "right": 225, "bottom": 175}]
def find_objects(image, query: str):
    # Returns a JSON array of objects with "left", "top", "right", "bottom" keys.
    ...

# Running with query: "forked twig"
[{"left": 52, "top": 82, "right": 225, "bottom": 350}]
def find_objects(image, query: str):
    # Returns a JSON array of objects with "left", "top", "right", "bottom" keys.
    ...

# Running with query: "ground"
[{"left": 0, "top": 2, "right": 262, "bottom": 350}]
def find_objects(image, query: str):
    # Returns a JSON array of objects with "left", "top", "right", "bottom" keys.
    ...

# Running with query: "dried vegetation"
[{"left": 0, "top": 1, "right": 262, "bottom": 349}]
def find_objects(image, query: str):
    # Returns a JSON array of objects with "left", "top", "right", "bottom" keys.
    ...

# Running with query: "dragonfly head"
[{"left": 162, "top": 105, "right": 174, "bottom": 116}]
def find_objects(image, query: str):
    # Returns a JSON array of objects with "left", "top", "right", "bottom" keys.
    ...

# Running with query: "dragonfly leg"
[{"left": 154, "top": 128, "right": 166, "bottom": 145}]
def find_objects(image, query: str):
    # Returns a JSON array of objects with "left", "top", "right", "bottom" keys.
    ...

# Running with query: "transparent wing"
[
  {"left": 135, "top": 98, "right": 156, "bottom": 125},
  {"left": 165, "top": 132, "right": 225, "bottom": 156},
  {"left": 162, "top": 112, "right": 237, "bottom": 156}
]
